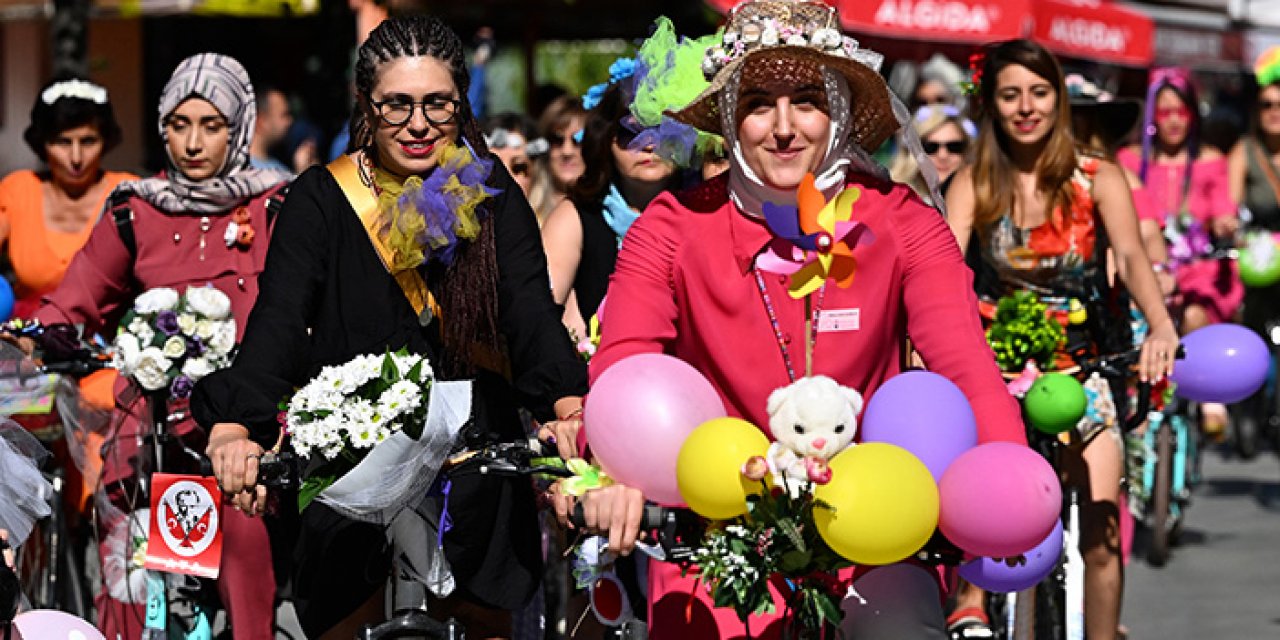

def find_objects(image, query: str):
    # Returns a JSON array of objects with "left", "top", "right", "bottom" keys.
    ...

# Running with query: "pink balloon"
[
  {"left": 939, "top": 442, "right": 1061, "bottom": 558},
  {"left": 11, "top": 609, "right": 105, "bottom": 640},
  {"left": 585, "top": 354, "right": 726, "bottom": 505}
]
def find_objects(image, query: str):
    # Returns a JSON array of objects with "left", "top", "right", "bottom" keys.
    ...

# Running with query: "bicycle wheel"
[
  {"left": 1034, "top": 573, "right": 1065, "bottom": 640},
  {"left": 1147, "top": 423, "right": 1173, "bottom": 567}
]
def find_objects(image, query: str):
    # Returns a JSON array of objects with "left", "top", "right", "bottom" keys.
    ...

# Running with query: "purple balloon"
[
  {"left": 861, "top": 371, "right": 978, "bottom": 481},
  {"left": 1171, "top": 324, "right": 1270, "bottom": 404},
  {"left": 958, "top": 519, "right": 1064, "bottom": 593},
  {"left": 11, "top": 609, "right": 106, "bottom": 640}
]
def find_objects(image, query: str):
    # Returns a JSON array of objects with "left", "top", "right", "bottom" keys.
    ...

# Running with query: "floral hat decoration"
[
  {"left": 581, "top": 19, "right": 723, "bottom": 167},
  {"left": 1256, "top": 46, "right": 1280, "bottom": 88},
  {"left": 668, "top": 0, "right": 898, "bottom": 153}
]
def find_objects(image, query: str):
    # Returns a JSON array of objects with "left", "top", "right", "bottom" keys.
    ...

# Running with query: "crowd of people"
[{"left": 2, "top": 0, "right": 1280, "bottom": 639}]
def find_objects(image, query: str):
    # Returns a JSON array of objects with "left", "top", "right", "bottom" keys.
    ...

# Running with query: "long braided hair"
[{"left": 354, "top": 15, "right": 503, "bottom": 377}]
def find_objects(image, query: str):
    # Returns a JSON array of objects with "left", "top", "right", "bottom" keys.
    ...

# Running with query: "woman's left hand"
[
  {"left": 1210, "top": 215, "right": 1239, "bottom": 239},
  {"left": 1139, "top": 321, "right": 1179, "bottom": 383}
]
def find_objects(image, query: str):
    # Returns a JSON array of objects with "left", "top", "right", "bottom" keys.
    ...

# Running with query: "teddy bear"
[{"left": 762, "top": 375, "right": 863, "bottom": 496}]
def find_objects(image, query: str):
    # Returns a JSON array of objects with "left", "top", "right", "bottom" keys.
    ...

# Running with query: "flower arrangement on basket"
[
  {"left": 113, "top": 286, "right": 237, "bottom": 398},
  {"left": 283, "top": 349, "right": 433, "bottom": 511},
  {"left": 985, "top": 291, "right": 1065, "bottom": 373}
]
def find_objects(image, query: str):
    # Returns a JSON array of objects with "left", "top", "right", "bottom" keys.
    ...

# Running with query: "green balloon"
[
  {"left": 1023, "top": 373, "right": 1088, "bottom": 434},
  {"left": 1238, "top": 238, "right": 1280, "bottom": 289}
]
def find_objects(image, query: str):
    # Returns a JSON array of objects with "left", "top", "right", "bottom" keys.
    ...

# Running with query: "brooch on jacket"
[{"left": 224, "top": 207, "right": 255, "bottom": 250}]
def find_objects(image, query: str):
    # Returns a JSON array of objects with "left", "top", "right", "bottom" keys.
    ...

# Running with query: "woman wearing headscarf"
[
  {"left": 28, "top": 53, "right": 289, "bottom": 639},
  {"left": 559, "top": 1, "right": 1025, "bottom": 637}
]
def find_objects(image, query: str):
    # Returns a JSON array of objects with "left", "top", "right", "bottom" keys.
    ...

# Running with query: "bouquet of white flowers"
[
  {"left": 285, "top": 349, "right": 441, "bottom": 513},
  {"left": 113, "top": 286, "right": 237, "bottom": 398}
]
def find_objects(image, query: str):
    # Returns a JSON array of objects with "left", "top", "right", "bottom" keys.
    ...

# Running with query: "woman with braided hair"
[{"left": 194, "top": 15, "right": 587, "bottom": 639}]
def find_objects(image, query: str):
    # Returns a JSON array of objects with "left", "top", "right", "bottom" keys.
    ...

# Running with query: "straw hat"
[{"left": 669, "top": 0, "right": 899, "bottom": 152}]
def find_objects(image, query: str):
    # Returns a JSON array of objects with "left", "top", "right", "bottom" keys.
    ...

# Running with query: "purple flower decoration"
[
  {"left": 155, "top": 311, "right": 180, "bottom": 336},
  {"left": 186, "top": 336, "right": 206, "bottom": 358},
  {"left": 170, "top": 375, "right": 195, "bottom": 399}
]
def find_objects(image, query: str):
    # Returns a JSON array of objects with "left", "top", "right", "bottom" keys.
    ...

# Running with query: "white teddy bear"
[{"left": 763, "top": 375, "right": 863, "bottom": 496}]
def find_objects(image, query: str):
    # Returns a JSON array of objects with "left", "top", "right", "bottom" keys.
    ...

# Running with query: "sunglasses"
[
  {"left": 510, "top": 160, "right": 530, "bottom": 177},
  {"left": 1155, "top": 106, "right": 1191, "bottom": 121},
  {"left": 547, "top": 131, "right": 582, "bottom": 148},
  {"left": 923, "top": 140, "right": 967, "bottom": 155},
  {"left": 1260, "top": 100, "right": 1280, "bottom": 112}
]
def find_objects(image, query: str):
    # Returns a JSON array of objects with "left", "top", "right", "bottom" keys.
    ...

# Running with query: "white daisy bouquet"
[
  {"left": 113, "top": 286, "right": 237, "bottom": 399},
  {"left": 284, "top": 349, "right": 434, "bottom": 511}
]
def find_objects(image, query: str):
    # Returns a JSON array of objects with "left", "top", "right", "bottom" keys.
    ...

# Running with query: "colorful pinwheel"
[{"left": 757, "top": 173, "right": 874, "bottom": 298}]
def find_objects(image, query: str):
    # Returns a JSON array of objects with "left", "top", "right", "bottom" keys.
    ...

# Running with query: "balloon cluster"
[{"left": 584, "top": 359, "right": 1066, "bottom": 587}]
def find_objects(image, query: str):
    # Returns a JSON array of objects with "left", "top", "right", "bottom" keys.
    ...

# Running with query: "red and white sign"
[
  {"left": 1031, "top": 0, "right": 1153, "bottom": 67},
  {"left": 144, "top": 474, "right": 223, "bottom": 579},
  {"left": 839, "top": 0, "right": 1025, "bottom": 44}
]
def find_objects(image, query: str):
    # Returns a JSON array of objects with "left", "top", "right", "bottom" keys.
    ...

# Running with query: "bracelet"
[{"left": 558, "top": 407, "right": 584, "bottom": 422}]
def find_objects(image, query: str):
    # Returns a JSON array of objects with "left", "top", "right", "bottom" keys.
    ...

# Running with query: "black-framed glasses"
[
  {"left": 923, "top": 140, "right": 967, "bottom": 156},
  {"left": 371, "top": 97, "right": 461, "bottom": 126}
]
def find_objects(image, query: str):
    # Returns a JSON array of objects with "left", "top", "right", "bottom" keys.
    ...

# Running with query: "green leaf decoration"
[{"left": 297, "top": 474, "right": 336, "bottom": 512}]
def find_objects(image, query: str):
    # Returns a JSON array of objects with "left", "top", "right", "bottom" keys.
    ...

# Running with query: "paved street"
[{"left": 1123, "top": 444, "right": 1280, "bottom": 638}]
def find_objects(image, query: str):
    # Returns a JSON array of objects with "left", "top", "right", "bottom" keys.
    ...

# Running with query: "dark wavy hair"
[
  {"left": 23, "top": 79, "right": 123, "bottom": 161},
  {"left": 353, "top": 14, "right": 502, "bottom": 377},
  {"left": 568, "top": 83, "right": 629, "bottom": 207}
]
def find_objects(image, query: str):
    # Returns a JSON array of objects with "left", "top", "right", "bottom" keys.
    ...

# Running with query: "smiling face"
[
  {"left": 368, "top": 55, "right": 461, "bottom": 178},
  {"left": 45, "top": 123, "right": 104, "bottom": 192},
  {"left": 164, "top": 98, "right": 230, "bottom": 182},
  {"left": 735, "top": 73, "right": 832, "bottom": 191},
  {"left": 1154, "top": 86, "right": 1192, "bottom": 150},
  {"left": 993, "top": 63, "right": 1058, "bottom": 148}
]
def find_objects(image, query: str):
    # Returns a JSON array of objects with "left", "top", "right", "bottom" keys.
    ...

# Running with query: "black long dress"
[
  {"left": 192, "top": 161, "right": 587, "bottom": 634},
  {"left": 568, "top": 195, "right": 618, "bottom": 323}
]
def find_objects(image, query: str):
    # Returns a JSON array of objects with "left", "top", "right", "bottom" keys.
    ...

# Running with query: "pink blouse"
[
  {"left": 35, "top": 187, "right": 282, "bottom": 340},
  {"left": 1117, "top": 148, "right": 1235, "bottom": 226},
  {"left": 589, "top": 174, "right": 1024, "bottom": 445}
]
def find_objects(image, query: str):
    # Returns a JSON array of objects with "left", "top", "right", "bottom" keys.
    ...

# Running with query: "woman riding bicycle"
[
  {"left": 1118, "top": 67, "right": 1240, "bottom": 436},
  {"left": 551, "top": 1, "right": 1033, "bottom": 637},
  {"left": 20, "top": 54, "right": 290, "bottom": 639},
  {"left": 193, "top": 15, "right": 588, "bottom": 640},
  {"left": 945, "top": 40, "right": 1177, "bottom": 640}
]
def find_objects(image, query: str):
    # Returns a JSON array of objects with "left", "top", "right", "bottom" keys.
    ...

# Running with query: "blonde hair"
[{"left": 889, "top": 105, "right": 974, "bottom": 203}]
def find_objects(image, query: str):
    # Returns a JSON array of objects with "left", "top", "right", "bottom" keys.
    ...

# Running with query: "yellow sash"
[{"left": 327, "top": 155, "right": 442, "bottom": 323}]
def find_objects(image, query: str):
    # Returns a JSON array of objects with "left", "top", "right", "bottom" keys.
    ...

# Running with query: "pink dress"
[
  {"left": 590, "top": 174, "right": 1024, "bottom": 638},
  {"left": 1117, "top": 148, "right": 1242, "bottom": 322},
  {"left": 35, "top": 183, "right": 285, "bottom": 640}
]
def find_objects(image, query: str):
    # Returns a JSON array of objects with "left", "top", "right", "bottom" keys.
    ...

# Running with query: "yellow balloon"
[
  {"left": 676, "top": 417, "right": 771, "bottom": 519},
  {"left": 813, "top": 443, "right": 940, "bottom": 565}
]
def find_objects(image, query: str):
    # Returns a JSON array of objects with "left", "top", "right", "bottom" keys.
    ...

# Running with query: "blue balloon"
[
  {"left": 861, "top": 371, "right": 978, "bottom": 481},
  {"left": 958, "top": 519, "right": 1063, "bottom": 593},
  {"left": 0, "top": 277, "right": 14, "bottom": 323},
  {"left": 1171, "top": 324, "right": 1270, "bottom": 404}
]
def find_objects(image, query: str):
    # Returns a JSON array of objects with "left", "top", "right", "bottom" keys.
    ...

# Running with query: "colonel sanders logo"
[{"left": 155, "top": 480, "right": 219, "bottom": 558}]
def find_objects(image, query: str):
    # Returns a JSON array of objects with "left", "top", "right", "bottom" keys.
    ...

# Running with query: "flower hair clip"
[
  {"left": 582, "top": 57, "right": 638, "bottom": 111},
  {"left": 41, "top": 79, "right": 108, "bottom": 105},
  {"left": 960, "top": 50, "right": 986, "bottom": 99}
]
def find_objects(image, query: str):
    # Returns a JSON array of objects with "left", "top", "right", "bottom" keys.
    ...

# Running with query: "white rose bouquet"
[
  {"left": 285, "top": 349, "right": 435, "bottom": 511},
  {"left": 113, "top": 286, "right": 237, "bottom": 398}
]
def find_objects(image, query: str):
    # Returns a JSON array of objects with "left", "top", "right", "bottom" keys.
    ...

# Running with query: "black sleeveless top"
[{"left": 571, "top": 195, "right": 619, "bottom": 322}]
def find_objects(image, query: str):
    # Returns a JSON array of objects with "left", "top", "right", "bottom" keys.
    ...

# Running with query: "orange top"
[{"left": 0, "top": 169, "right": 135, "bottom": 298}]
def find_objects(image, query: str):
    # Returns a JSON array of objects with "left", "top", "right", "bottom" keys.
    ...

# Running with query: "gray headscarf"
[{"left": 115, "top": 53, "right": 287, "bottom": 214}]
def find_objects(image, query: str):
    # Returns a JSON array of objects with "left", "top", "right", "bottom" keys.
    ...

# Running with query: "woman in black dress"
[{"left": 192, "top": 16, "right": 587, "bottom": 639}]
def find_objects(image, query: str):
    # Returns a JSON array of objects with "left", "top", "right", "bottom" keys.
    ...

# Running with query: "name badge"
[{"left": 818, "top": 309, "right": 860, "bottom": 333}]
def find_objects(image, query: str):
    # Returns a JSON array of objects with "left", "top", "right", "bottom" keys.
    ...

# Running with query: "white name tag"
[{"left": 818, "top": 308, "right": 860, "bottom": 333}]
